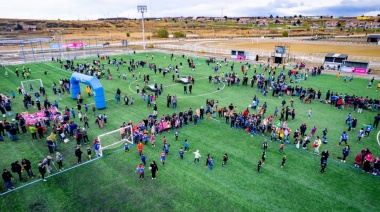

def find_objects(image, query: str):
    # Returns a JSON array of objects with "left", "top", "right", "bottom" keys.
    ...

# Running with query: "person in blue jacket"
[
  {"left": 141, "top": 154, "right": 146, "bottom": 166},
  {"left": 184, "top": 139, "right": 189, "bottom": 152},
  {"left": 208, "top": 157, "right": 214, "bottom": 170},
  {"left": 179, "top": 147, "right": 184, "bottom": 159},
  {"left": 341, "top": 145, "right": 350, "bottom": 163}
]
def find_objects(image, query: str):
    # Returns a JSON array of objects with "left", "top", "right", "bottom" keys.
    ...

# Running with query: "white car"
[{"left": 178, "top": 38, "right": 185, "bottom": 41}]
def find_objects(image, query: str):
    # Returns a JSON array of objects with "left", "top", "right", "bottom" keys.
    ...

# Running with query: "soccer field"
[{"left": 0, "top": 52, "right": 379, "bottom": 211}]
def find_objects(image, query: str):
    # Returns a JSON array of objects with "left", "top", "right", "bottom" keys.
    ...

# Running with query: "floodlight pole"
[{"left": 138, "top": 5, "right": 147, "bottom": 49}]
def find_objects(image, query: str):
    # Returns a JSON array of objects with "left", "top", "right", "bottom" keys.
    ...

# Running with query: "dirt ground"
[{"left": 199, "top": 40, "right": 380, "bottom": 57}]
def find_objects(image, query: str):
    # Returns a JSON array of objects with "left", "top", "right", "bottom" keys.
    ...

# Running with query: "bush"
[
  {"left": 126, "top": 32, "right": 130, "bottom": 37},
  {"left": 156, "top": 28, "right": 169, "bottom": 38},
  {"left": 149, "top": 44, "right": 154, "bottom": 48},
  {"left": 173, "top": 31, "right": 186, "bottom": 38},
  {"left": 282, "top": 31, "right": 289, "bottom": 37}
]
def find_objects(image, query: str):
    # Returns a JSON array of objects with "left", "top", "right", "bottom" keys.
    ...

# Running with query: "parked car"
[
  {"left": 103, "top": 42, "right": 110, "bottom": 46},
  {"left": 178, "top": 38, "right": 185, "bottom": 41}
]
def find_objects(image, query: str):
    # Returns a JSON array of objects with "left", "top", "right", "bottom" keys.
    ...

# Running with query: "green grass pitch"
[{"left": 0, "top": 52, "right": 379, "bottom": 211}]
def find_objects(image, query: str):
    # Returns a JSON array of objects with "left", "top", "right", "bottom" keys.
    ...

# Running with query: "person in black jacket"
[
  {"left": 22, "top": 159, "right": 34, "bottom": 178},
  {"left": 13, "top": 161, "right": 23, "bottom": 181},
  {"left": 75, "top": 146, "right": 83, "bottom": 164},
  {"left": 149, "top": 160, "right": 159, "bottom": 179},
  {"left": 2, "top": 169, "right": 15, "bottom": 190},
  {"left": 0, "top": 121, "right": 5, "bottom": 136},
  {"left": 38, "top": 161, "right": 47, "bottom": 181}
]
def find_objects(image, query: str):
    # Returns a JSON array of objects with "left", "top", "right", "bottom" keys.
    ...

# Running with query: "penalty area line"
[{"left": 0, "top": 147, "right": 124, "bottom": 196}]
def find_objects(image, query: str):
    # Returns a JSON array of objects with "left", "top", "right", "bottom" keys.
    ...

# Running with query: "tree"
[
  {"left": 320, "top": 16, "right": 323, "bottom": 19},
  {"left": 276, "top": 15, "right": 279, "bottom": 19},
  {"left": 331, "top": 16, "right": 333, "bottom": 18},
  {"left": 15, "top": 23, "right": 23, "bottom": 30},
  {"left": 269, "top": 14, "right": 273, "bottom": 19},
  {"left": 156, "top": 28, "right": 169, "bottom": 38},
  {"left": 282, "top": 30, "right": 289, "bottom": 37},
  {"left": 296, "top": 19, "right": 301, "bottom": 25},
  {"left": 126, "top": 32, "right": 130, "bottom": 37},
  {"left": 299, "top": 14, "right": 302, "bottom": 18},
  {"left": 236, "top": 18, "right": 240, "bottom": 22},
  {"left": 275, "top": 19, "right": 280, "bottom": 24},
  {"left": 294, "top": 15, "right": 297, "bottom": 18},
  {"left": 224, "top": 16, "right": 227, "bottom": 20},
  {"left": 337, "top": 22, "right": 341, "bottom": 27}
]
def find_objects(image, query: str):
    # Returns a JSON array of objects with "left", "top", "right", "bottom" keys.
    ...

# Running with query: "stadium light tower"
[{"left": 137, "top": 5, "right": 147, "bottom": 49}]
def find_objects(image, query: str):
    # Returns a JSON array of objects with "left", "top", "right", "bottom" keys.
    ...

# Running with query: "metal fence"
[{"left": 154, "top": 43, "right": 380, "bottom": 67}]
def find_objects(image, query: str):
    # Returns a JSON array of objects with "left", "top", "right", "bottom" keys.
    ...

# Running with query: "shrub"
[
  {"left": 173, "top": 31, "right": 186, "bottom": 38},
  {"left": 156, "top": 28, "right": 169, "bottom": 38},
  {"left": 282, "top": 31, "right": 289, "bottom": 37}
]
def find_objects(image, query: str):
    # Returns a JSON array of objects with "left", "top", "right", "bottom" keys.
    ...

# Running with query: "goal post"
[
  {"left": 98, "top": 125, "right": 134, "bottom": 153},
  {"left": 21, "top": 79, "right": 43, "bottom": 92}
]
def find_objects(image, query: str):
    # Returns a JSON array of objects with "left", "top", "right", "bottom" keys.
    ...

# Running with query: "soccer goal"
[
  {"left": 98, "top": 125, "right": 134, "bottom": 153},
  {"left": 21, "top": 79, "right": 44, "bottom": 92}
]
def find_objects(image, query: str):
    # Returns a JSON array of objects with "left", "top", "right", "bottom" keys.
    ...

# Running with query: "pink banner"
[
  {"left": 353, "top": 68, "right": 367, "bottom": 74},
  {"left": 61, "top": 42, "right": 84, "bottom": 49},
  {"left": 237, "top": 55, "right": 245, "bottom": 60}
]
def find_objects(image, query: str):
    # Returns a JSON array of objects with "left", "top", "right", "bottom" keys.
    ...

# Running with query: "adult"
[
  {"left": 2, "top": 169, "right": 15, "bottom": 190},
  {"left": 22, "top": 158, "right": 34, "bottom": 178},
  {"left": 149, "top": 161, "right": 159, "bottom": 179},
  {"left": 373, "top": 114, "right": 380, "bottom": 129},
  {"left": 56, "top": 152, "right": 64, "bottom": 171},
  {"left": 75, "top": 146, "right": 83, "bottom": 164},
  {"left": 13, "top": 161, "right": 23, "bottom": 182},
  {"left": 38, "top": 161, "right": 47, "bottom": 181}
]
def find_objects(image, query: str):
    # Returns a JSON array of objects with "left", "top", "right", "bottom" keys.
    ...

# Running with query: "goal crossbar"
[{"left": 98, "top": 126, "right": 133, "bottom": 151}]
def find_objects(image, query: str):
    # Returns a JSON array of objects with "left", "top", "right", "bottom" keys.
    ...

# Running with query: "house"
[
  {"left": 28, "top": 25, "right": 37, "bottom": 31},
  {"left": 368, "top": 22, "right": 380, "bottom": 29},
  {"left": 273, "top": 19, "right": 284, "bottom": 24},
  {"left": 20, "top": 24, "right": 37, "bottom": 31},
  {"left": 257, "top": 19, "right": 269, "bottom": 26},
  {"left": 357, "top": 21, "right": 367, "bottom": 28},
  {"left": 214, "top": 17, "right": 226, "bottom": 22},
  {"left": 197, "top": 18, "right": 206, "bottom": 22},
  {"left": 162, "top": 16, "right": 171, "bottom": 21},
  {"left": 177, "top": 17, "right": 186, "bottom": 22},
  {"left": 290, "top": 19, "right": 302, "bottom": 25},
  {"left": 325, "top": 21, "right": 339, "bottom": 28},
  {"left": 310, "top": 23, "right": 320, "bottom": 28},
  {"left": 5, "top": 28, "right": 13, "bottom": 32},
  {"left": 238, "top": 18, "right": 251, "bottom": 24},
  {"left": 345, "top": 19, "right": 358, "bottom": 28}
]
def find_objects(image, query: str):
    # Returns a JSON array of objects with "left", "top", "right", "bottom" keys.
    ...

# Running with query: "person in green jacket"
[{"left": 29, "top": 125, "right": 37, "bottom": 141}]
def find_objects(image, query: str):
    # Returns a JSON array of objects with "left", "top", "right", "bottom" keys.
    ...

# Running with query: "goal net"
[
  {"left": 21, "top": 79, "right": 43, "bottom": 93},
  {"left": 98, "top": 125, "right": 133, "bottom": 153}
]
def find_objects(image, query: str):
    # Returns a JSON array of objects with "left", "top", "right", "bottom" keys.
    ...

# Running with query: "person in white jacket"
[{"left": 193, "top": 150, "right": 201, "bottom": 163}]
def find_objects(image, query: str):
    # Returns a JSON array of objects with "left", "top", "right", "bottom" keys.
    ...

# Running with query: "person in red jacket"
[{"left": 137, "top": 142, "right": 144, "bottom": 156}]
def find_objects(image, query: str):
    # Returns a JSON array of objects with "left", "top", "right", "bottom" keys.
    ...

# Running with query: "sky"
[{"left": 1, "top": 0, "right": 379, "bottom": 20}]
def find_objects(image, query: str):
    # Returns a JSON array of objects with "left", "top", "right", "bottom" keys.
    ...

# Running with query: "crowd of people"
[{"left": 2, "top": 52, "right": 380, "bottom": 193}]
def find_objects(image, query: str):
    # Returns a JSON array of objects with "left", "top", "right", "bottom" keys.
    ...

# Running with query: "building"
[
  {"left": 367, "top": 34, "right": 380, "bottom": 42},
  {"left": 273, "top": 19, "right": 284, "bottom": 24},
  {"left": 325, "top": 21, "right": 339, "bottom": 28},
  {"left": 214, "top": 17, "right": 226, "bottom": 22},
  {"left": 310, "top": 23, "right": 320, "bottom": 28},
  {"left": 238, "top": 18, "right": 251, "bottom": 24}
]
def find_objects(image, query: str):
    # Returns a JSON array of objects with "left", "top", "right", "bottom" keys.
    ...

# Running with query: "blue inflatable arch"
[{"left": 70, "top": 72, "right": 106, "bottom": 109}]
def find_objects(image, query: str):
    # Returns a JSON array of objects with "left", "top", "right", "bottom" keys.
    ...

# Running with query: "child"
[
  {"left": 320, "top": 159, "right": 327, "bottom": 174},
  {"left": 193, "top": 150, "right": 201, "bottom": 163},
  {"left": 160, "top": 151, "right": 166, "bottom": 165},
  {"left": 263, "top": 140, "right": 268, "bottom": 151},
  {"left": 141, "top": 154, "right": 146, "bottom": 166},
  {"left": 179, "top": 147, "right": 184, "bottom": 159},
  {"left": 86, "top": 145, "right": 92, "bottom": 160},
  {"left": 281, "top": 156, "right": 286, "bottom": 168},
  {"left": 307, "top": 108, "right": 312, "bottom": 119},
  {"left": 124, "top": 142, "right": 130, "bottom": 153},
  {"left": 184, "top": 139, "right": 189, "bottom": 151},
  {"left": 261, "top": 151, "right": 266, "bottom": 164},
  {"left": 208, "top": 157, "right": 214, "bottom": 170},
  {"left": 136, "top": 163, "right": 145, "bottom": 180},
  {"left": 150, "top": 134, "right": 155, "bottom": 147},
  {"left": 222, "top": 153, "right": 228, "bottom": 166},
  {"left": 354, "top": 153, "right": 362, "bottom": 168},
  {"left": 279, "top": 142, "right": 284, "bottom": 153},
  {"left": 175, "top": 131, "right": 179, "bottom": 141},
  {"left": 163, "top": 136, "right": 167, "bottom": 145},
  {"left": 357, "top": 128, "right": 364, "bottom": 143},
  {"left": 103, "top": 114, "right": 107, "bottom": 125},
  {"left": 257, "top": 159, "right": 263, "bottom": 173}
]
